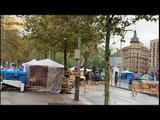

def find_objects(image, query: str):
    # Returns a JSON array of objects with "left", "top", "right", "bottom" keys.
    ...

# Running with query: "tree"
[
  {"left": 95, "top": 15, "right": 159, "bottom": 105},
  {"left": 1, "top": 15, "right": 27, "bottom": 67},
  {"left": 24, "top": 15, "right": 62, "bottom": 59},
  {"left": 24, "top": 15, "right": 103, "bottom": 66}
]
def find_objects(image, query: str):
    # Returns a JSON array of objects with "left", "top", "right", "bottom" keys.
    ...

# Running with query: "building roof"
[
  {"left": 150, "top": 39, "right": 159, "bottom": 43},
  {"left": 130, "top": 30, "right": 140, "bottom": 43}
]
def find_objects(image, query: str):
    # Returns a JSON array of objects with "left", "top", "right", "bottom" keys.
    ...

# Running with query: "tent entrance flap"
[{"left": 29, "top": 66, "right": 48, "bottom": 86}]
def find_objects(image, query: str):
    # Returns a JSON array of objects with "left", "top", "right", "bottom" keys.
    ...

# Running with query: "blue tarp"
[
  {"left": 142, "top": 74, "right": 153, "bottom": 80},
  {"left": 1, "top": 70, "right": 8, "bottom": 75},
  {"left": 0, "top": 69, "right": 28, "bottom": 84},
  {"left": 137, "top": 74, "right": 142, "bottom": 80},
  {"left": 121, "top": 72, "right": 134, "bottom": 80}
]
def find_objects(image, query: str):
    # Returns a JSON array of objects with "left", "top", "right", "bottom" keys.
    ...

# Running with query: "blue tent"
[
  {"left": 142, "top": 74, "right": 153, "bottom": 80},
  {"left": 137, "top": 74, "right": 142, "bottom": 80},
  {"left": 121, "top": 71, "right": 134, "bottom": 80}
]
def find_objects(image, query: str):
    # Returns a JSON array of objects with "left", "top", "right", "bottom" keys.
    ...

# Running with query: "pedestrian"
[
  {"left": 84, "top": 69, "right": 89, "bottom": 83},
  {"left": 128, "top": 79, "right": 132, "bottom": 90},
  {"left": 129, "top": 78, "right": 137, "bottom": 96},
  {"left": 114, "top": 71, "right": 118, "bottom": 87},
  {"left": 65, "top": 66, "right": 70, "bottom": 81},
  {"left": 91, "top": 72, "right": 95, "bottom": 81}
]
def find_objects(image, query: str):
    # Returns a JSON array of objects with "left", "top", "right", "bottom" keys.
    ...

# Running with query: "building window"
[{"left": 154, "top": 43, "right": 155, "bottom": 47}]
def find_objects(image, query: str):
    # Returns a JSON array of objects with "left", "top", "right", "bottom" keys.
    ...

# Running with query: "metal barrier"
[
  {"left": 80, "top": 80, "right": 159, "bottom": 97},
  {"left": 80, "top": 81, "right": 105, "bottom": 92},
  {"left": 132, "top": 81, "right": 159, "bottom": 97}
]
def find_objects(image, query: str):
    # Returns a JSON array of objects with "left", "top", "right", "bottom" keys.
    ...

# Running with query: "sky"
[
  {"left": 110, "top": 19, "right": 159, "bottom": 53},
  {"left": 5, "top": 15, "right": 159, "bottom": 52}
]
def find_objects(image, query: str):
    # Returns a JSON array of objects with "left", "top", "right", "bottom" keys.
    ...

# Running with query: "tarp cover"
[
  {"left": 121, "top": 71, "right": 134, "bottom": 80},
  {"left": 0, "top": 69, "right": 27, "bottom": 84},
  {"left": 22, "top": 59, "right": 37, "bottom": 66},
  {"left": 31, "top": 59, "right": 64, "bottom": 68},
  {"left": 22, "top": 59, "right": 37, "bottom": 73},
  {"left": 28, "top": 59, "right": 64, "bottom": 93},
  {"left": 142, "top": 74, "right": 153, "bottom": 80}
]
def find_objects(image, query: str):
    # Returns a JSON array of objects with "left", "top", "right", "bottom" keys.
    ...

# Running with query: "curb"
[{"left": 68, "top": 93, "right": 94, "bottom": 105}]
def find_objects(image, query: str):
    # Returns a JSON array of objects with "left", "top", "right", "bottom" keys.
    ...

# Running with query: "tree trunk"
[
  {"left": 37, "top": 56, "right": 40, "bottom": 60},
  {"left": 84, "top": 51, "right": 89, "bottom": 68},
  {"left": 44, "top": 50, "right": 47, "bottom": 59},
  {"left": 64, "top": 38, "right": 67, "bottom": 71},
  {"left": 53, "top": 51, "right": 56, "bottom": 61},
  {"left": 48, "top": 46, "right": 51, "bottom": 59},
  {"left": 104, "top": 15, "right": 111, "bottom": 105}
]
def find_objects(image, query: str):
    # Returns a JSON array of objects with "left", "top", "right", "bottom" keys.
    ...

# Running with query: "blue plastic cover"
[
  {"left": 121, "top": 72, "right": 134, "bottom": 80},
  {"left": 0, "top": 69, "right": 28, "bottom": 84}
]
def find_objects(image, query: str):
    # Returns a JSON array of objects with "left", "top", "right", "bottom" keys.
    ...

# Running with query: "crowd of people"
[{"left": 62, "top": 67, "right": 103, "bottom": 88}]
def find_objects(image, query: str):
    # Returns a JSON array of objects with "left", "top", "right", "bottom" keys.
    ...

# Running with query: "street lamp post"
[
  {"left": 119, "top": 39, "right": 123, "bottom": 87},
  {"left": 74, "top": 16, "right": 82, "bottom": 101},
  {"left": 74, "top": 37, "right": 81, "bottom": 101}
]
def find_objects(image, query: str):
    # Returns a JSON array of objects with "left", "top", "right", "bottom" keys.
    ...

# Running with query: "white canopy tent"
[
  {"left": 80, "top": 68, "right": 91, "bottom": 72},
  {"left": 22, "top": 59, "right": 37, "bottom": 66},
  {"left": 31, "top": 59, "right": 64, "bottom": 68},
  {"left": 70, "top": 66, "right": 91, "bottom": 72},
  {"left": 28, "top": 59, "right": 64, "bottom": 93},
  {"left": 122, "top": 70, "right": 133, "bottom": 73},
  {"left": 22, "top": 59, "right": 37, "bottom": 72},
  {"left": 70, "top": 66, "right": 75, "bottom": 71}
]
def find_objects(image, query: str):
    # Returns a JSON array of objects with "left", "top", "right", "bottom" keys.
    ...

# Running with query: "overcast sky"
[
  {"left": 6, "top": 15, "right": 159, "bottom": 52},
  {"left": 110, "top": 19, "right": 159, "bottom": 52}
]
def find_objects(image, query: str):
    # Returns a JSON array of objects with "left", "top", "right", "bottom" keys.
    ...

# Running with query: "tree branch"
[
  {"left": 109, "top": 15, "right": 115, "bottom": 21},
  {"left": 109, "top": 15, "right": 115, "bottom": 26}
]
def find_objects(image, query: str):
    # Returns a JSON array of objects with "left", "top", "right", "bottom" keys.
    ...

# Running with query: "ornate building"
[
  {"left": 149, "top": 39, "right": 159, "bottom": 77},
  {"left": 121, "top": 30, "right": 150, "bottom": 74}
]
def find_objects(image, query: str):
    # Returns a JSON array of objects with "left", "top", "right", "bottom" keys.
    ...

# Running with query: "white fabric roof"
[
  {"left": 31, "top": 59, "right": 64, "bottom": 68},
  {"left": 70, "top": 66, "right": 91, "bottom": 72},
  {"left": 22, "top": 59, "right": 37, "bottom": 66},
  {"left": 70, "top": 66, "right": 75, "bottom": 71},
  {"left": 80, "top": 68, "right": 91, "bottom": 72},
  {"left": 122, "top": 70, "right": 133, "bottom": 73}
]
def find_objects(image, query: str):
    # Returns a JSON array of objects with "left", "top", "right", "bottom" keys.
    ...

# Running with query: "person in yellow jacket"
[
  {"left": 80, "top": 71, "right": 87, "bottom": 92},
  {"left": 69, "top": 70, "right": 86, "bottom": 83},
  {"left": 70, "top": 73, "right": 76, "bottom": 83},
  {"left": 80, "top": 71, "right": 86, "bottom": 81}
]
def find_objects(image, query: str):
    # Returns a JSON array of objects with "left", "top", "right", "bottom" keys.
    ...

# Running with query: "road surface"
[
  {"left": 1, "top": 85, "right": 159, "bottom": 105},
  {"left": 79, "top": 86, "right": 159, "bottom": 105}
]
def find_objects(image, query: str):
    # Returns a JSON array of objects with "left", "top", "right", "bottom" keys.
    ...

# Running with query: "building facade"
[
  {"left": 149, "top": 39, "right": 159, "bottom": 77},
  {"left": 121, "top": 30, "right": 150, "bottom": 74}
]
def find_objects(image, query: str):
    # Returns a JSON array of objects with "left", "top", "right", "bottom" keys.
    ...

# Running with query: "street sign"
[
  {"left": 3, "top": 17, "right": 25, "bottom": 30},
  {"left": 74, "top": 49, "right": 80, "bottom": 59},
  {"left": 109, "top": 57, "right": 122, "bottom": 67},
  {"left": 109, "top": 57, "right": 116, "bottom": 67},
  {"left": 115, "top": 57, "right": 122, "bottom": 67},
  {"left": 90, "top": 63, "right": 93, "bottom": 67}
]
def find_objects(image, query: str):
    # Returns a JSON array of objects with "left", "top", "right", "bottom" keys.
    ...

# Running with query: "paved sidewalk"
[
  {"left": 1, "top": 85, "right": 159, "bottom": 105},
  {"left": 1, "top": 90, "right": 93, "bottom": 105}
]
